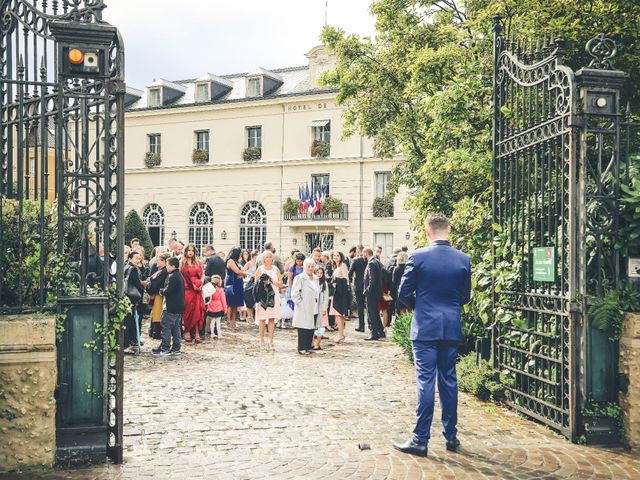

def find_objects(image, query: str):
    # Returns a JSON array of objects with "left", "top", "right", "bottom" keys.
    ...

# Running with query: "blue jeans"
[
  {"left": 411, "top": 340, "right": 458, "bottom": 445},
  {"left": 160, "top": 311, "right": 182, "bottom": 352}
]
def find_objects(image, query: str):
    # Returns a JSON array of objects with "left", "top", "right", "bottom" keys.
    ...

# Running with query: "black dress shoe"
[
  {"left": 393, "top": 439, "right": 427, "bottom": 457},
  {"left": 355, "top": 328, "right": 365, "bottom": 332},
  {"left": 446, "top": 438, "right": 460, "bottom": 452},
  {"left": 364, "top": 336, "right": 380, "bottom": 341}
]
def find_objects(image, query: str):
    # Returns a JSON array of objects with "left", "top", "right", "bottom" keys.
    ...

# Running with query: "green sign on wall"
[{"left": 533, "top": 247, "right": 556, "bottom": 282}]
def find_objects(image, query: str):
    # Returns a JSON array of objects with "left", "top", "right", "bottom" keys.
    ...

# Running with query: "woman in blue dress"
[{"left": 225, "top": 247, "right": 246, "bottom": 329}]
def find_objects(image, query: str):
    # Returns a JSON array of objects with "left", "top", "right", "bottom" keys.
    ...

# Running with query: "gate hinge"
[
  {"left": 568, "top": 114, "right": 585, "bottom": 128},
  {"left": 108, "top": 80, "right": 127, "bottom": 95}
]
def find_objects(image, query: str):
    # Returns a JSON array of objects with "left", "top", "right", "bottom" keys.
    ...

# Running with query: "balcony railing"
[{"left": 283, "top": 204, "right": 349, "bottom": 221}]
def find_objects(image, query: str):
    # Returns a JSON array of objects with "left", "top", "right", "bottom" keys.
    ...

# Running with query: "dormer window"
[
  {"left": 195, "top": 82, "right": 210, "bottom": 103},
  {"left": 149, "top": 88, "right": 161, "bottom": 107},
  {"left": 247, "top": 77, "right": 262, "bottom": 97}
]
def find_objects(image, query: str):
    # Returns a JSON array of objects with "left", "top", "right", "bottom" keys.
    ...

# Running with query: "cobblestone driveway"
[{"left": 5, "top": 322, "right": 640, "bottom": 479}]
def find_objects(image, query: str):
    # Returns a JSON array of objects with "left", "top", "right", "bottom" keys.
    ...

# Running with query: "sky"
[{"left": 103, "top": 0, "right": 377, "bottom": 88}]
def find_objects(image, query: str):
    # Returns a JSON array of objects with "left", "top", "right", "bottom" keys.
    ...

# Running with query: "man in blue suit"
[{"left": 393, "top": 213, "right": 471, "bottom": 457}]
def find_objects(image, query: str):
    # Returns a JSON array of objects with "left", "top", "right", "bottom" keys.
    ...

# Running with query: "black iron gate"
[
  {"left": 491, "top": 15, "right": 627, "bottom": 440},
  {"left": 0, "top": 0, "right": 125, "bottom": 463}
]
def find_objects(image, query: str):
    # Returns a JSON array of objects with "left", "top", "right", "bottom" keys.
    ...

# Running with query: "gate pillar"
[{"left": 574, "top": 36, "right": 628, "bottom": 443}]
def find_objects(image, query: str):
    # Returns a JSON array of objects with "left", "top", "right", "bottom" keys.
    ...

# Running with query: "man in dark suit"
[
  {"left": 363, "top": 247, "right": 384, "bottom": 340},
  {"left": 393, "top": 213, "right": 471, "bottom": 458},
  {"left": 202, "top": 244, "right": 226, "bottom": 284},
  {"left": 349, "top": 244, "right": 367, "bottom": 332}
]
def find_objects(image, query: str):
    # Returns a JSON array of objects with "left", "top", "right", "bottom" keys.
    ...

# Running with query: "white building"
[{"left": 123, "top": 46, "right": 413, "bottom": 259}]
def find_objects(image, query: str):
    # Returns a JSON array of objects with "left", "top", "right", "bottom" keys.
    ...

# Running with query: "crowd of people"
[{"left": 120, "top": 237, "right": 412, "bottom": 356}]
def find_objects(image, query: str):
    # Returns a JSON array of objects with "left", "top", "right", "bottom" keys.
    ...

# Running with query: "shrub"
[
  {"left": 310, "top": 139, "right": 330, "bottom": 158},
  {"left": 192, "top": 148, "right": 209, "bottom": 164},
  {"left": 144, "top": 152, "right": 161, "bottom": 168},
  {"left": 283, "top": 197, "right": 301, "bottom": 216},
  {"left": 392, "top": 312, "right": 413, "bottom": 362},
  {"left": 457, "top": 353, "right": 510, "bottom": 401},
  {"left": 373, "top": 194, "right": 394, "bottom": 217},
  {"left": 243, "top": 147, "right": 261, "bottom": 161},
  {"left": 124, "top": 210, "right": 154, "bottom": 259}
]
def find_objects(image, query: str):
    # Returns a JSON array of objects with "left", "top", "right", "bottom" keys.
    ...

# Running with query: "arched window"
[
  {"left": 142, "top": 204, "right": 165, "bottom": 247},
  {"left": 188, "top": 202, "right": 214, "bottom": 255},
  {"left": 239, "top": 201, "right": 267, "bottom": 251}
]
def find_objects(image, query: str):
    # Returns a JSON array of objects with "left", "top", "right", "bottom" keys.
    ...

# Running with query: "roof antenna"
[{"left": 324, "top": 0, "right": 328, "bottom": 26}]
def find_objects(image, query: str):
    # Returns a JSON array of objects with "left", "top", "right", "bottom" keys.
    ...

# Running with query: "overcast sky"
[{"left": 103, "top": 0, "right": 376, "bottom": 88}]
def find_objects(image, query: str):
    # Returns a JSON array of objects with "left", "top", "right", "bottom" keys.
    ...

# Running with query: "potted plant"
[
  {"left": 144, "top": 152, "right": 161, "bottom": 168},
  {"left": 323, "top": 196, "right": 343, "bottom": 214},
  {"left": 283, "top": 197, "right": 301, "bottom": 216},
  {"left": 310, "top": 140, "right": 330, "bottom": 158},
  {"left": 373, "top": 194, "right": 394, "bottom": 217},
  {"left": 243, "top": 147, "right": 261, "bottom": 161},
  {"left": 192, "top": 148, "right": 209, "bottom": 164}
]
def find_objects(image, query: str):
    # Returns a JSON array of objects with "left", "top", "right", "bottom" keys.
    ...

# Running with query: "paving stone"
[{"left": 2, "top": 321, "right": 640, "bottom": 479}]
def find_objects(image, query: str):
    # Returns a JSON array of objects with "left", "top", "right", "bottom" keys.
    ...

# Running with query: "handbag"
[
  {"left": 124, "top": 266, "right": 142, "bottom": 304},
  {"left": 202, "top": 282, "right": 215, "bottom": 299}
]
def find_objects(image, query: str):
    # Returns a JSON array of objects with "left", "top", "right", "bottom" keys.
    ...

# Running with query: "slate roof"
[{"left": 126, "top": 65, "right": 336, "bottom": 112}]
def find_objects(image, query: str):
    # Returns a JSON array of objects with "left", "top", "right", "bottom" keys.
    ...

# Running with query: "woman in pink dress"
[
  {"left": 181, "top": 244, "right": 205, "bottom": 344},
  {"left": 254, "top": 250, "right": 283, "bottom": 351}
]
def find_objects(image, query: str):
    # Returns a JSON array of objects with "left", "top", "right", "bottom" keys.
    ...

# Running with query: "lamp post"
[
  {"left": 405, "top": 232, "right": 411, "bottom": 240},
  {"left": 171, "top": 230, "right": 177, "bottom": 240},
  {"left": 221, "top": 230, "right": 227, "bottom": 240}
]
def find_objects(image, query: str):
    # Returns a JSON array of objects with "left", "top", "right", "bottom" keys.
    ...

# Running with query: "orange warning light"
[{"left": 68, "top": 49, "right": 84, "bottom": 65}]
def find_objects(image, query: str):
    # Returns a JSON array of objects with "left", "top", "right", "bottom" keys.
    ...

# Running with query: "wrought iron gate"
[
  {"left": 0, "top": 0, "right": 125, "bottom": 463},
  {"left": 491, "top": 16, "right": 626, "bottom": 440}
]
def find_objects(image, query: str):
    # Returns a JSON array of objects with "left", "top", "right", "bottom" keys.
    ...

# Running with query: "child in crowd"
[
  {"left": 206, "top": 275, "right": 227, "bottom": 339},
  {"left": 279, "top": 292, "right": 293, "bottom": 328}
]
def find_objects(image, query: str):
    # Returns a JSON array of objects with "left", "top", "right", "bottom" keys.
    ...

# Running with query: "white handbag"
[{"left": 202, "top": 282, "right": 215, "bottom": 300}]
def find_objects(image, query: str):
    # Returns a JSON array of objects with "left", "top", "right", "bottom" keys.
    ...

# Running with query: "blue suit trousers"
[{"left": 411, "top": 340, "right": 458, "bottom": 445}]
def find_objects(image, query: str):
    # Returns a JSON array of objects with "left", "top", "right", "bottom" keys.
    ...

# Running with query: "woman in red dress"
[{"left": 181, "top": 244, "right": 205, "bottom": 344}]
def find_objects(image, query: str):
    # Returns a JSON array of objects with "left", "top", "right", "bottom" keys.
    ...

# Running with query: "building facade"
[{"left": 123, "top": 46, "right": 414, "bottom": 259}]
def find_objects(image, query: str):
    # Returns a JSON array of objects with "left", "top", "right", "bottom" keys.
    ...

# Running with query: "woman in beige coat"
[{"left": 291, "top": 258, "right": 320, "bottom": 355}]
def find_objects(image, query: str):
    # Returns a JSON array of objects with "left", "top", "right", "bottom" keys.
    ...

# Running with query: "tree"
[
  {"left": 320, "top": 0, "right": 640, "bottom": 341},
  {"left": 124, "top": 210, "right": 153, "bottom": 259}
]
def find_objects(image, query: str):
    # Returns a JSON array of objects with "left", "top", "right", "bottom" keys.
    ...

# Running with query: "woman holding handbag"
[
  {"left": 225, "top": 247, "right": 247, "bottom": 329},
  {"left": 124, "top": 251, "right": 146, "bottom": 354},
  {"left": 181, "top": 244, "right": 205, "bottom": 344}
]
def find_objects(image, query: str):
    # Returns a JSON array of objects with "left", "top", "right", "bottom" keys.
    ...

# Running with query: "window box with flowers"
[
  {"left": 323, "top": 196, "right": 344, "bottom": 214},
  {"left": 243, "top": 147, "right": 261, "bottom": 161},
  {"left": 192, "top": 148, "right": 209, "bottom": 164},
  {"left": 310, "top": 140, "right": 330, "bottom": 158},
  {"left": 283, "top": 197, "right": 301, "bottom": 217},
  {"left": 144, "top": 152, "right": 161, "bottom": 168},
  {"left": 373, "top": 194, "right": 394, "bottom": 217}
]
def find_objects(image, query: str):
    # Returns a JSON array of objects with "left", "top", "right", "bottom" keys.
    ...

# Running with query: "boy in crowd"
[{"left": 152, "top": 257, "right": 185, "bottom": 356}]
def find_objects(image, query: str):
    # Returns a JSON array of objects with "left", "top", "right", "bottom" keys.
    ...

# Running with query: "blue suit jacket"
[{"left": 399, "top": 240, "right": 471, "bottom": 341}]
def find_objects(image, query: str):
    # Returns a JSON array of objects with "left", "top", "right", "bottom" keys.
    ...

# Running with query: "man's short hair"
[
  {"left": 167, "top": 257, "right": 180, "bottom": 268},
  {"left": 363, "top": 247, "right": 374, "bottom": 257},
  {"left": 375, "top": 245, "right": 382, "bottom": 250},
  {"left": 203, "top": 244, "right": 214, "bottom": 253},
  {"left": 357, "top": 244, "right": 364, "bottom": 250},
  {"left": 426, "top": 213, "right": 450, "bottom": 232},
  {"left": 393, "top": 247, "right": 402, "bottom": 254},
  {"left": 313, "top": 247, "right": 322, "bottom": 253},
  {"left": 264, "top": 241, "right": 273, "bottom": 251},
  {"left": 349, "top": 246, "right": 357, "bottom": 254},
  {"left": 131, "top": 238, "right": 139, "bottom": 244},
  {"left": 401, "top": 246, "right": 409, "bottom": 252}
]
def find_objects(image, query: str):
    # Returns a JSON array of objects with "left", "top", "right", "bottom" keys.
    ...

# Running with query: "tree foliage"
[
  {"left": 321, "top": 0, "right": 640, "bottom": 344},
  {"left": 124, "top": 209, "right": 153, "bottom": 259}
]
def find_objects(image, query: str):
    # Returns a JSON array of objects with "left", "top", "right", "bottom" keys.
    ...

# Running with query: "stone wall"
[
  {"left": 0, "top": 314, "right": 57, "bottom": 472},
  {"left": 619, "top": 312, "right": 640, "bottom": 449}
]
